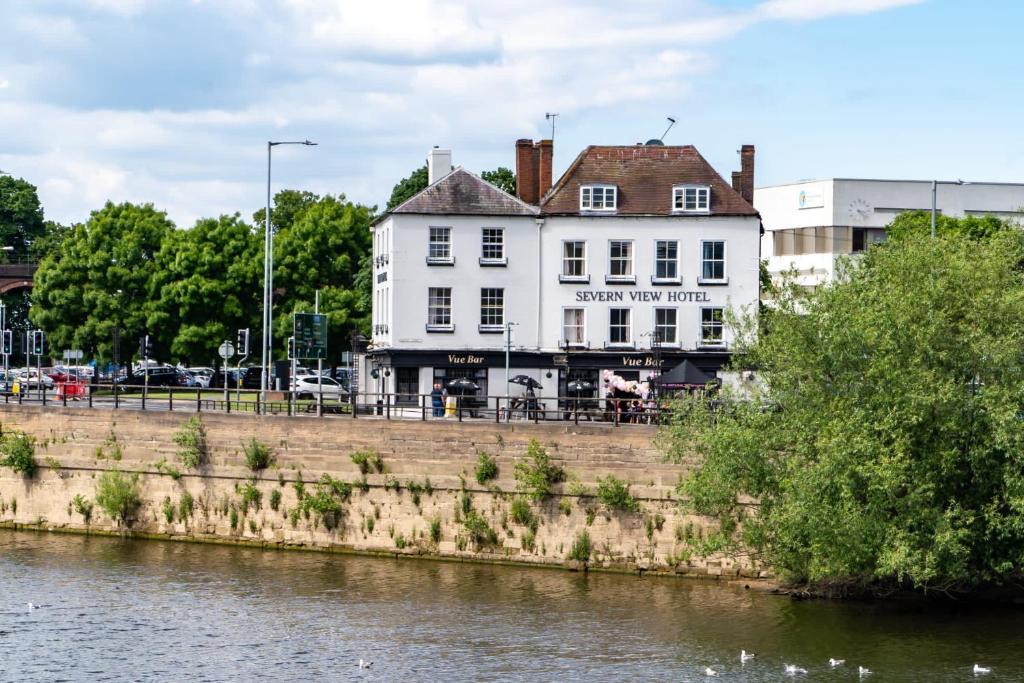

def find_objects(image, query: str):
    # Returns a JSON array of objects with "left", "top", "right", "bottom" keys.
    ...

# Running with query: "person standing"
[{"left": 430, "top": 383, "right": 444, "bottom": 417}]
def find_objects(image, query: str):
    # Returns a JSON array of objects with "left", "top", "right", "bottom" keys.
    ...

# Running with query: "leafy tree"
[
  {"left": 385, "top": 165, "right": 428, "bottom": 212},
  {"left": 251, "top": 189, "right": 321, "bottom": 233},
  {"left": 271, "top": 195, "right": 373, "bottom": 364},
  {"left": 30, "top": 202, "right": 174, "bottom": 362},
  {"left": 480, "top": 167, "right": 516, "bottom": 195},
  {"left": 886, "top": 209, "right": 1015, "bottom": 242},
  {"left": 0, "top": 174, "right": 46, "bottom": 258},
  {"left": 662, "top": 232, "right": 1024, "bottom": 594},
  {"left": 148, "top": 214, "right": 262, "bottom": 364}
]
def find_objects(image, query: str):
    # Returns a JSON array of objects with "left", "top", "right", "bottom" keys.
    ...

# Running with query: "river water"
[{"left": 1, "top": 530, "right": 1022, "bottom": 682}]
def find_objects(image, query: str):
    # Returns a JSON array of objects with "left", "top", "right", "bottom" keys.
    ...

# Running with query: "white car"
[
  {"left": 186, "top": 367, "right": 215, "bottom": 388},
  {"left": 16, "top": 369, "right": 55, "bottom": 389},
  {"left": 292, "top": 375, "right": 347, "bottom": 400}
]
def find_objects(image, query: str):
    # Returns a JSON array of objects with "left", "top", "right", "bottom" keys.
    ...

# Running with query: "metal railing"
[{"left": 0, "top": 383, "right": 670, "bottom": 426}]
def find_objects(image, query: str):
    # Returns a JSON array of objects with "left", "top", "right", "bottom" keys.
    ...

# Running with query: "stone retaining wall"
[{"left": 0, "top": 406, "right": 762, "bottom": 579}]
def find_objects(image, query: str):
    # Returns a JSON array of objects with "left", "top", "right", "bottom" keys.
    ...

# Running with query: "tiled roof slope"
[
  {"left": 391, "top": 167, "right": 539, "bottom": 217},
  {"left": 540, "top": 145, "right": 758, "bottom": 217}
]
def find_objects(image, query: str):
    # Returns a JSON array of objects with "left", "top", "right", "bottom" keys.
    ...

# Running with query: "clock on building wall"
[{"left": 847, "top": 198, "right": 871, "bottom": 221}]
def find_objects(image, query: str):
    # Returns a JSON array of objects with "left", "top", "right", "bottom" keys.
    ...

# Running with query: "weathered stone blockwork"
[{"left": 0, "top": 406, "right": 759, "bottom": 579}]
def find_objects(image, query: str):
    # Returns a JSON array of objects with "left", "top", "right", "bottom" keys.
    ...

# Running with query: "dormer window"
[
  {"left": 580, "top": 185, "right": 617, "bottom": 211},
  {"left": 673, "top": 185, "right": 710, "bottom": 213}
]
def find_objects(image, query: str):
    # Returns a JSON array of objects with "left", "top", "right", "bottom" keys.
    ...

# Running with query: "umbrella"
[
  {"left": 652, "top": 360, "right": 717, "bottom": 389},
  {"left": 509, "top": 374, "right": 542, "bottom": 390},
  {"left": 446, "top": 378, "right": 480, "bottom": 395},
  {"left": 566, "top": 380, "right": 594, "bottom": 394}
]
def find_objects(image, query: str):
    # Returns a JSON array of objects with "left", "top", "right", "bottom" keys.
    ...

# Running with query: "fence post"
[
  {"left": 141, "top": 385, "right": 146, "bottom": 411},
  {"left": 42, "top": 384, "right": 47, "bottom": 406},
  {"left": 88, "top": 382, "right": 93, "bottom": 408},
  {"left": 614, "top": 401, "right": 620, "bottom": 427},
  {"left": 169, "top": 387, "right": 173, "bottom": 412},
  {"left": 386, "top": 393, "right": 391, "bottom": 420},
  {"left": 225, "top": 388, "right": 230, "bottom": 414},
  {"left": 352, "top": 393, "right": 357, "bottom": 419},
  {"left": 421, "top": 394, "right": 426, "bottom": 421}
]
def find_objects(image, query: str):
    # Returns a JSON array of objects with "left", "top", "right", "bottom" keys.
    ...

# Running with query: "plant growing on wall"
[
  {"left": 462, "top": 510, "right": 498, "bottom": 549},
  {"left": 242, "top": 438, "right": 274, "bottom": 472},
  {"left": 568, "top": 529, "right": 592, "bottom": 563},
  {"left": 596, "top": 475, "right": 640, "bottom": 513},
  {"left": 475, "top": 451, "right": 498, "bottom": 485},
  {"left": 95, "top": 470, "right": 142, "bottom": 526},
  {"left": 513, "top": 439, "right": 565, "bottom": 502},
  {"left": 179, "top": 491, "right": 194, "bottom": 520},
  {"left": 173, "top": 416, "right": 208, "bottom": 469},
  {"left": 71, "top": 494, "right": 93, "bottom": 523},
  {"left": 0, "top": 431, "right": 37, "bottom": 477}
]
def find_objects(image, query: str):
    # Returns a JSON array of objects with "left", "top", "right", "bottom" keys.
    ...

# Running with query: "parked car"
[
  {"left": 292, "top": 375, "right": 347, "bottom": 400},
  {"left": 187, "top": 367, "right": 215, "bottom": 388},
  {"left": 116, "top": 366, "right": 191, "bottom": 387},
  {"left": 15, "top": 369, "right": 55, "bottom": 390}
]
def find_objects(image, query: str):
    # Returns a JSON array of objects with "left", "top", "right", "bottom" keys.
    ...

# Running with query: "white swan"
[
  {"left": 829, "top": 659, "right": 845, "bottom": 667},
  {"left": 974, "top": 664, "right": 991, "bottom": 675},
  {"left": 784, "top": 664, "right": 807, "bottom": 675},
  {"left": 704, "top": 666, "right": 719, "bottom": 677},
  {"left": 26, "top": 602, "right": 36, "bottom": 610},
  {"left": 859, "top": 666, "right": 872, "bottom": 677},
  {"left": 358, "top": 659, "right": 372, "bottom": 669},
  {"left": 741, "top": 650, "right": 756, "bottom": 663}
]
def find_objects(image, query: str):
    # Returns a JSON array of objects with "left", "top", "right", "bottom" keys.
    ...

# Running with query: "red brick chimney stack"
[
  {"left": 515, "top": 139, "right": 553, "bottom": 205},
  {"left": 732, "top": 144, "right": 755, "bottom": 204}
]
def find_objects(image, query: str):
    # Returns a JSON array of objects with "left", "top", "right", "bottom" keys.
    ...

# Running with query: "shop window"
[{"left": 395, "top": 367, "right": 419, "bottom": 405}]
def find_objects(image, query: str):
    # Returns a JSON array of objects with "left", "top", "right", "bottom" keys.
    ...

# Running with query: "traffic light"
[
  {"left": 31, "top": 330, "right": 45, "bottom": 356},
  {"left": 287, "top": 336, "right": 296, "bottom": 360},
  {"left": 237, "top": 328, "right": 250, "bottom": 357},
  {"left": 1, "top": 330, "right": 11, "bottom": 356},
  {"left": 139, "top": 334, "right": 153, "bottom": 359}
]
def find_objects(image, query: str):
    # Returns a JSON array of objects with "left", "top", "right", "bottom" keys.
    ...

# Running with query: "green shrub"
[
  {"left": 269, "top": 488, "right": 282, "bottom": 511},
  {"left": 394, "top": 533, "right": 407, "bottom": 549},
  {"left": 384, "top": 475, "right": 400, "bottom": 492},
  {"left": 248, "top": 518, "right": 258, "bottom": 534},
  {"left": 568, "top": 529, "right": 592, "bottom": 562},
  {"left": 0, "top": 432, "right": 37, "bottom": 477},
  {"left": 354, "top": 476, "right": 369, "bottom": 493},
  {"left": 475, "top": 451, "right": 499, "bottom": 485},
  {"left": 229, "top": 507, "right": 239, "bottom": 530},
  {"left": 430, "top": 516, "right": 442, "bottom": 543},
  {"left": 463, "top": 510, "right": 498, "bottom": 548},
  {"left": 567, "top": 478, "right": 590, "bottom": 499},
  {"left": 95, "top": 470, "right": 142, "bottom": 525},
  {"left": 350, "top": 450, "right": 371, "bottom": 474},
  {"left": 179, "top": 491, "right": 194, "bottom": 520},
  {"left": 240, "top": 480, "right": 262, "bottom": 510},
  {"left": 406, "top": 480, "right": 424, "bottom": 507},
  {"left": 161, "top": 497, "right": 175, "bottom": 524},
  {"left": 460, "top": 492, "right": 473, "bottom": 516},
  {"left": 559, "top": 498, "right": 572, "bottom": 516},
  {"left": 366, "top": 516, "right": 375, "bottom": 534},
  {"left": 293, "top": 479, "right": 306, "bottom": 501},
  {"left": 424, "top": 478, "right": 434, "bottom": 496},
  {"left": 509, "top": 497, "right": 534, "bottom": 526},
  {"left": 522, "top": 528, "right": 536, "bottom": 552},
  {"left": 318, "top": 474, "right": 353, "bottom": 500},
  {"left": 288, "top": 508, "right": 300, "bottom": 528},
  {"left": 71, "top": 494, "right": 93, "bottom": 523},
  {"left": 596, "top": 475, "right": 640, "bottom": 512},
  {"left": 172, "top": 416, "right": 207, "bottom": 469},
  {"left": 369, "top": 451, "right": 385, "bottom": 473},
  {"left": 241, "top": 438, "right": 274, "bottom": 471},
  {"left": 513, "top": 439, "right": 564, "bottom": 502},
  {"left": 154, "top": 459, "right": 182, "bottom": 480}
]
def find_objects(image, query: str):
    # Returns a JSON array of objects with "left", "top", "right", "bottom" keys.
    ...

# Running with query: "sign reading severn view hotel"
[{"left": 575, "top": 290, "right": 711, "bottom": 302}]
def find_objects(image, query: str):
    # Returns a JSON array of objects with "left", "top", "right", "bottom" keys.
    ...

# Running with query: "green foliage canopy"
[
  {"left": 663, "top": 231, "right": 1024, "bottom": 592},
  {"left": 480, "top": 167, "right": 516, "bottom": 195}
]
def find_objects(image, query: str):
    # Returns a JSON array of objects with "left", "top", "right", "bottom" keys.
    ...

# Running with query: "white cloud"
[{"left": 756, "top": 0, "right": 925, "bottom": 21}]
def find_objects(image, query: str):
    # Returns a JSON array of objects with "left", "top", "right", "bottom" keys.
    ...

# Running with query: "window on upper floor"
[
  {"left": 480, "top": 228, "right": 506, "bottom": 265},
  {"left": 700, "top": 307, "right": 725, "bottom": 347},
  {"left": 654, "top": 308, "right": 678, "bottom": 345},
  {"left": 479, "top": 288, "right": 504, "bottom": 331},
  {"left": 654, "top": 240, "right": 679, "bottom": 282},
  {"left": 561, "top": 241, "right": 588, "bottom": 282},
  {"left": 562, "top": 308, "right": 586, "bottom": 347},
  {"left": 607, "top": 240, "right": 634, "bottom": 283},
  {"left": 700, "top": 240, "right": 727, "bottom": 283},
  {"left": 427, "top": 226, "right": 453, "bottom": 265},
  {"left": 608, "top": 308, "right": 632, "bottom": 346},
  {"left": 673, "top": 185, "right": 710, "bottom": 213},
  {"left": 580, "top": 185, "right": 617, "bottom": 211},
  {"left": 426, "top": 287, "right": 453, "bottom": 331}
]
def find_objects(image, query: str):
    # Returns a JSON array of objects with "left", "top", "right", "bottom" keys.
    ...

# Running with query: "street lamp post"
[
  {"left": 262, "top": 140, "right": 316, "bottom": 398},
  {"left": 931, "top": 179, "right": 968, "bottom": 239},
  {"left": 504, "top": 321, "right": 518, "bottom": 417}
]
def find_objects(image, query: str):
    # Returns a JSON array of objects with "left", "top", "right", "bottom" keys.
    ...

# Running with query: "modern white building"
[
  {"left": 367, "top": 140, "right": 761, "bottom": 408},
  {"left": 757, "top": 179, "right": 1024, "bottom": 286}
]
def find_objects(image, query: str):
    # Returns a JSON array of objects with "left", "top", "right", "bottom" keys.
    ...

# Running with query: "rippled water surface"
[{"left": 1, "top": 530, "right": 1023, "bottom": 682}]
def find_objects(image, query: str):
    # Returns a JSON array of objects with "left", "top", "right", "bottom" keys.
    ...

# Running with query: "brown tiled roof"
[
  {"left": 390, "top": 167, "right": 539, "bottom": 218},
  {"left": 540, "top": 145, "right": 758, "bottom": 217}
]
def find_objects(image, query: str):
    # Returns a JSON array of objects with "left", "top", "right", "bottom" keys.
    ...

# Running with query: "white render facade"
[
  {"left": 366, "top": 142, "right": 761, "bottom": 407},
  {"left": 756, "top": 178, "right": 1024, "bottom": 286}
]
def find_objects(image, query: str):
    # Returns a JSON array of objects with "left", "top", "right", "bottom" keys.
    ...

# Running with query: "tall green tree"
[
  {"left": 480, "top": 167, "right": 516, "bottom": 195},
  {"left": 385, "top": 165, "right": 427, "bottom": 211},
  {"left": 662, "top": 231, "right": 1024, "bottom": 594},
  {"left": 148, "top": 214, "right": 262, "bottom": 364},
  {"left": 886, "top": 209, "right": 1014, "bottom": 242},
  {"left": 271, "top": 195, "right": 373, "bottom": 365},
  {"left": 30, "top": 202, "right": 174, "bottom": 362},
  {"left": 0, "top": 174, "right": 46, "bottom": 258},
  {"left": 251, "top": 189, "right": 321, "bottom": 233}
]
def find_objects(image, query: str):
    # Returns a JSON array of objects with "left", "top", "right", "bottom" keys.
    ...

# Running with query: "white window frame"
[
  {"left": 426, "top": 287, "right": 454, "bottom": 332},
  {"left": 560, "top": 240, "right": 589, "bottom": 283},
  {"left": 607, "top": 307, "right": 632, "bottom": 347},
  {"left": 699, "top": 240, "right": 727, "bottom": 284},
  {"left": 427, "top": 226, "right": 454, "bottom": 265},
  {"left": 700, "top": 307, "right": 725, "bottom": 347},
  {"left": 480, "top": 227, "right": 506, "bottom": 266},
  {"left": 673, "top": 185, "right": 711, "bottom": 213},
  {"left": 606, "top": 239, "right": 635, "bottom": 283},
  {"left": 653, "top": 307, "right": 678, "bottom": 346},
  {"left": 561, "top": 308, "right": 587, "bottom": 348},
  {"left": 580, "top": 184, "right": 617, "bottom": 211},
  {"left": 653, "top": 239, "right": 680, "bottom": 284},
  {"left": 479, "top": 288, "right": 504, "bottom": 332}
]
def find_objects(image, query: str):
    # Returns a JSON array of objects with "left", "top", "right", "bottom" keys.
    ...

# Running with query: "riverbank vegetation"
[{"left": 663, "top": 221, "right": 1024, "bottom": 596}]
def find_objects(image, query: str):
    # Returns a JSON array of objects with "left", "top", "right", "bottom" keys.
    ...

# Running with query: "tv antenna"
[
  {"left": 545, "top": 112, "right": 559, "bottom": 141},
  {"left": 660, "top": 117, "right": 677, "bottom": 143}
]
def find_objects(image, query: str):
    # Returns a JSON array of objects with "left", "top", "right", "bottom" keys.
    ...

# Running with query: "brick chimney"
[
  {"left": 515, "top": 139, "right": 554, "bottom": 205},
  {"left": 731, "top": 144, "right": 755, "bottom": 204}
]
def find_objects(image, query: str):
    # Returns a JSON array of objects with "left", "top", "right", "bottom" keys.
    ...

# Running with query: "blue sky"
[{"left": 1, "top": 0, "right": 1022, "bottom": 227}]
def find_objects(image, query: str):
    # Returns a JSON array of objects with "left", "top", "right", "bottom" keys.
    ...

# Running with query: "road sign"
[
  {"left": 218, "top": 341, "right": 235, "bottom": 360},
  {"left": 293, "top": 313, "right": 327, "bottom": 360},
  {"left": 63, "top": 349, "right": 84, "bottom": 361}
]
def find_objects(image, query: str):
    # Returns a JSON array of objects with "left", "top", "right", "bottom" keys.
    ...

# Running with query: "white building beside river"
[{"left": 366, "top": 139, "right": 761, "bottom": 407}]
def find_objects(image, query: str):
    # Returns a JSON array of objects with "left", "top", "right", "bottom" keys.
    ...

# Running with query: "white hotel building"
[
  {"left": 757, "top": 178, "right": 1024, "bottom": 287},
  {"left": 366, "top": 140, "right": 761, "bottom": 405}
]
